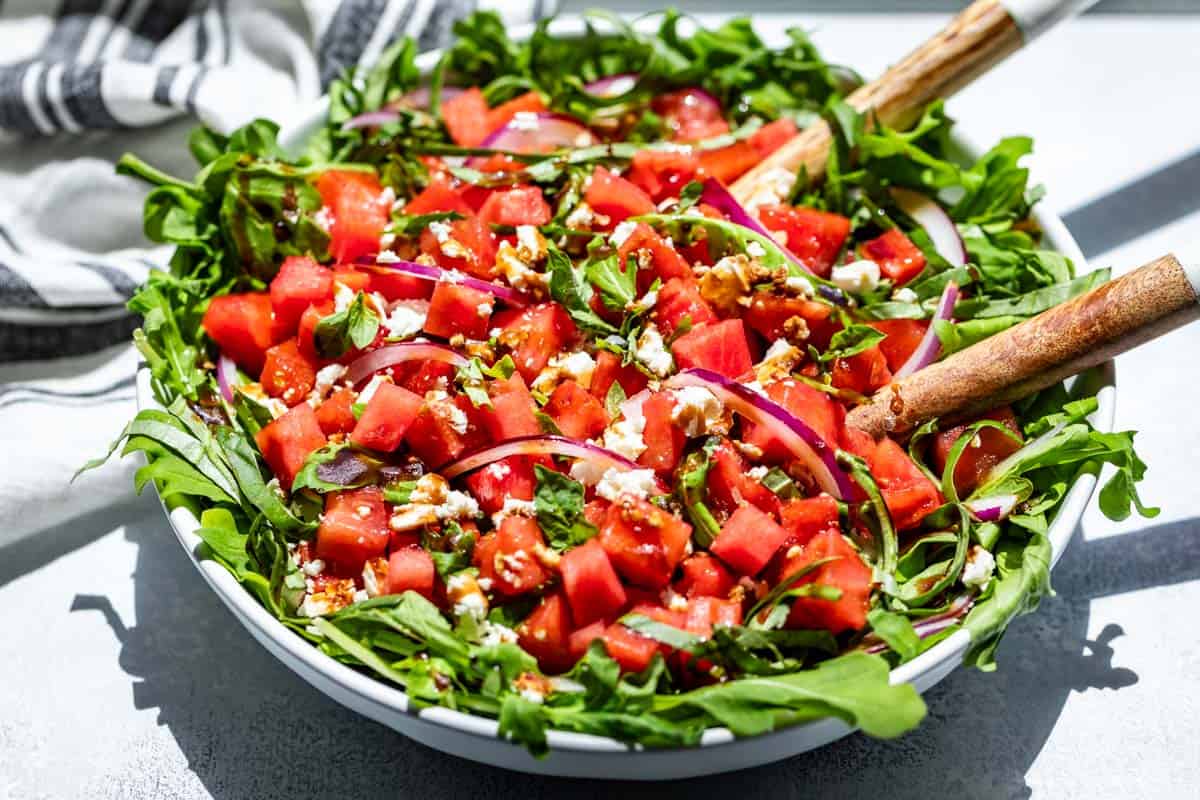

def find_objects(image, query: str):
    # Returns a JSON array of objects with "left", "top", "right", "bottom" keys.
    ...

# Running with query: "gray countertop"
[{"left": 3, "top": 9, "right": 1199, "bottom": 799}]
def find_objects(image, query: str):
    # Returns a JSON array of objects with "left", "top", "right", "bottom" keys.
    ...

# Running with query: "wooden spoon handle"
[
  {"left": 730, "top": 0, "right": 1093, "bottom": 205},
  {"left": 845, "top": 254, "right": 1200, "bottom": 439}
]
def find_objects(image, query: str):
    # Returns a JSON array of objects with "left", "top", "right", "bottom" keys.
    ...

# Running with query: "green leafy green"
[
  {"left": 533, "top": 465, "right": 599, "bottom": 550},
  {"left": 313, "top": 292, "right": 380, "bottom": 359}
]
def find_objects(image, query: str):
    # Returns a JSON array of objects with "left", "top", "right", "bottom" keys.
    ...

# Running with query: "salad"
[{"left": 94, "top": 11, "right": 1156, "bottom": 755}]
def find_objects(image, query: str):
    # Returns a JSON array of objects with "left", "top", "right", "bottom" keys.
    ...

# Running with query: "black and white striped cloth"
[{"left": 0, "top": 0, "right": 555, "bottom": 549}]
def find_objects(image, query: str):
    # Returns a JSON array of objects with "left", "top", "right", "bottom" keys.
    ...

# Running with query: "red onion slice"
[
  {"left": 341, "top": 110, "right": 402, "bottom": 131},
  {"left": 862, "top": 593, "right": 973, "bottom": 654},
  {"left": 893, "top": 281, "right": 959, "bottom": 379},
  {"left": 341, "top": 88, "right": 465, "bottom": 129},
  {"left": 358, "top": 258, "right": 529, "bottom": 307},
  {"left": 665, "top": 368, "right": 857, "bottom": 500},
  {"left": 890, "top": 187, "right": 967, "bottom": 269},
  {"left": 698, "top": 178, "right": 816, "bottom": 277},
  {"left": 440, "top": 435, "right": 643, "bottom": 480},
  {"left": 216, "top": 352, "right": 238, "bottom": 402},
  {"left": 467, "top": 112, "right": 596, "bottom": 166},
  {"left": 585, "top": 73, "right": 638, "bottom": 98},
  {"left": 345, "top": 342, "right": 468, "bottom": 387},
  {"left": 963, "top": 494, "right": 1019, "bottom": 523}
]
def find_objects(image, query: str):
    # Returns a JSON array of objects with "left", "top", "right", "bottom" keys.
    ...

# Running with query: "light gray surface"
[{"left": 3, "top": 10, "right": 1200, "bottom": 800}]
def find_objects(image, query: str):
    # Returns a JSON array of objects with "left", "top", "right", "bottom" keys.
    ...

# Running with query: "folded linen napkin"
[{"left": 0, "top": 0, "right": 555, "bottom": 550}]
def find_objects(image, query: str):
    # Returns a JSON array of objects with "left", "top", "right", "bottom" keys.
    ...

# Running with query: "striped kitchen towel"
[{"left": 0, "top": 0, "right": 554, "bottom": 550}]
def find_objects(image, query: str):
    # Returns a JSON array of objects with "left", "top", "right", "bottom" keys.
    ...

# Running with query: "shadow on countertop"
[{"left": 66, "top": 502, "right": 1198, "bottom": 800}]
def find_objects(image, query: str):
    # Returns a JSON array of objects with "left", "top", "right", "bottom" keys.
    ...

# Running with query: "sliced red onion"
[
  {"left": 698, "top": 178, "right": 816, "bottom": 277},
  {"left": 216, "top": 352, "right": 238, "bottom": 402},
  {"left": 358, "top": 258, "right": 529, "bottom": 307},
  {"left": 440, "top": 435, "right": 642, "bottom": 479},
  {"left": 665, "top": 368, "right": 857, "bottom": 500},
  {"left": 341, "top": 88, "right": 465, "bottom": 129},
  {"left": 468, "top": 112, "right": 596, "bottom": 166},
  {"left": 341, "top": 110, "right": 402, "bottom": 131},
  {"left": 963, "top": 494, "right": 1020, "bottom": 523},
  {"left": 585, "top": 73, "right": 638, "bottom": 98},
  {"left": 892, "top": 281, "right": 959, "bottom": 379},
  {"left": 345, "top": 342, "right": 468, "bottom": 387},
  {"left": 862, "top": 593, "right": 973, "bottom": 654},
  {"left": 890, "top": 187, "right": 967, "bottom": 269}
]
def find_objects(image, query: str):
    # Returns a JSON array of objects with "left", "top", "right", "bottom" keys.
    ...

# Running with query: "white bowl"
[{"left": 138, "top": 16, "right": 1115, "bottom": 780}]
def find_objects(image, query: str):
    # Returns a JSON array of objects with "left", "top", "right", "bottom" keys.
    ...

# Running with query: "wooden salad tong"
[
  {"left": 845, "top": 253, "right": 1200, "bottom": 438},
  {"left": 730, "top": 0, "right": 1101, "bottom": 205}
]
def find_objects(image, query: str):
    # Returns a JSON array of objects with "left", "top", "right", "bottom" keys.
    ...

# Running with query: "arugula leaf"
[
  {"left": 653, "top": 652, "right": 925, "bottom": 739},
  {"left": 962, "top": 534, "right": 1052, "bottom": 671},
  {"left": 675, "top": 441, "right": 721, "bottom": 548},
  {"left": 586, "top": 251, "right": 638, "bottom": 313},
  {"left": 533, "top": 465, "right": 599, "bottom": 551},
  {"left": 820, "top": 324, "right": 886, "bottom": 364},
  {"left": 456, "top": 355, "right": 516, "bottom": 408},
  {"left": 546, "top": 243, "right": 619, "bottom": 336},
  {"left": 313, "top": 293, "right": 380, "bottom": 359},
  {"left": 866, "top": 609, "right": 922, "bottom": 662}
]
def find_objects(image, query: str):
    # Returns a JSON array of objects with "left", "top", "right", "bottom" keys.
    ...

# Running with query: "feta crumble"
[
  {"left": 892, "top": 287, "right": 920, "bottom": 304},
  {"left": 480, "top": 621, "right": 519, "bottom": 647},
  {"left": 496, "top": 240, "right": 548, "bottom": 294},
  {"left": 962, "top": 545, "right": 996, "bottom": 589},
  {"left": 492, "top": 496, "right": 538, "bottom": 527},
  {"left": 532, "top": 349, "right": 598, "bottom": 393},
  {"left": 596, "top": 468, "right": 659, "bottom": 502},
  {"left": 670, "top": 385, "right": 724, "bottom": 437},
  {"left": 602, "top": 403, "right": 648, "bottom": 461},
  {"left": 746, "top": 240, "right": 767, "bottom": 259},
  {"left": 634, "top": 324, "right": 674, "bottom": 377},
  {"left": 830, "top": 259, "right": 882, "bottom": 294},
  {"left": 357, "top": 373, "right": 391, "bottom": 406},
  {"left": 610, "top": 219, "right": 639, "bottom": 248},
  {"left": 382, "top": 299, "right": 429, "bottom": 338}
]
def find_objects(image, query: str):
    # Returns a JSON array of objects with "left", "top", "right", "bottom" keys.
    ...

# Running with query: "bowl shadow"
[{"left": 69, "top": 507, "right": 1198, "bottom": 800}]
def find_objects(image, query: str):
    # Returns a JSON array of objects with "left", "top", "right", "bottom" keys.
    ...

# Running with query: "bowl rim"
[{"left": 140, "top": 13, "right": 1115, "bottom": 758}]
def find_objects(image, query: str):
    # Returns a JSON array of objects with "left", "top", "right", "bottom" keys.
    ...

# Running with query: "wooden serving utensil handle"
[
  {"left": 846, "top": 254, "right": 1200, "bottom": 439},
  {"left": 730, "top": 0, "right": 1096, "bottom": 205}
]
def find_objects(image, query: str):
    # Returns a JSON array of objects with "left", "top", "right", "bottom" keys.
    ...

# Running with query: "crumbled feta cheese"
[
  {"left": 375, "top": 250, "right": 400, "bottom": 264},
  {"left": 312, "top": 363, "right": 347, "bottom": 402},
  {"left": 238, "top": 381, "right": 288, "bottom": 418},
  {"left": 569, "top": 457, "right": 610, "bottom": 486},
  {"left": 382, "top": 299, "right": 429, "bottom": 338},
  {"left": 532, "top": 349, "right": 598, "bottom": 394},
  {"left": 747, "top": 465, "right": 769, "bottom": 480},
  {"left": 362, "top": 557, "right": 389, "bottom": 598},
  {"left": 410, "top": 473, "right": 449, "bottom": 505},
  {"left": 480, "top": 621, "right": 519, "bottom": 647},
  {"left": 357, "top": 373, "right": 391, "bottom": 406},
  {"left": 746, "top": 240, "right": 767, "bottom": 259},
  {"left": 302, "top": 559, "right": 326, "bottom": 577},
  {"left": 492, "top": 496, "right": 538, "bottom": 527},
  {"left": 596, "top": 468, "right": 659, "bottom": 502},
  {"left": 427, "top": 219, "right": 471, "bottom": 259},
  {"left": 425, "top": 390, "right": 468, "bottom": 435},
  {"left": 670, "top": 386, "right": 724, "bottom": 437},
  {"left": 962, "top": 545, "right": 996, "bottom": 589},
  {"left": 610, "top": 220, "right": 639, "bottom": 248},
  {"left": 634, "top": 324, "right": 674, "bottom": 377},
  {"left": 389, "top": 504, "right": 439, "bottom": 532},
  {"left": 784, "top": 275, "right": 814, "bottom": 298},
  {"left": 454, "top": 591, "right": 489, "bottom": 622},
  {"left": 515, "top": 225, "right": 548, "bottom": 263},
  {"left": 299, "top": 577, "right": 356, "bottom": 618},
  {"left": 352, "top": 589, "right": 370, "bottom": 604},
  {"left": 378, "top": 231, "right": 396, "bottom": 250},
  {"left": 519, "top": 688, "right": 546, "bottom": 705},
  {"left": 266, "top": 477, "right": 285, "bottom": 499},
  {"left": 743, "top": 167, "right": 797, "bottom": 211},
  {"left": 438, "top": 490, "right": 481, "bottom": 521},
  {"left": 564, "top": 202, "right": 596, "bottom": 229},
  {"left": 476, "top": 301, "right": 493, "bottom": 317},
  {"left": 743, "top": 380, "right": 767, "bottom": 397},
  {"left": 333, "top": 280, "right": 357, "bottom": 313},
  {"left": 496, "top": 240, "right": 547, "bottom": 294},
  {"left": 428, "top": 220, "right": 452, "bottom": 243},
  {"left": 892, "top": 287, "right": 920, "bottom": 304},
  {"left": 664, "top": 590, "right": 689, "bottom": 612},
  {"left": 831, "top": 259, "right": 882, "bottom": 294},
  {"left": 756, "top": 339, "right": 803, "bottom": 382},
  {"left": 698, "top": 254, "right": 754, "bottom": 313},
  {"left": 602, "top": 403, "right": 648, "bottom": 461}
]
